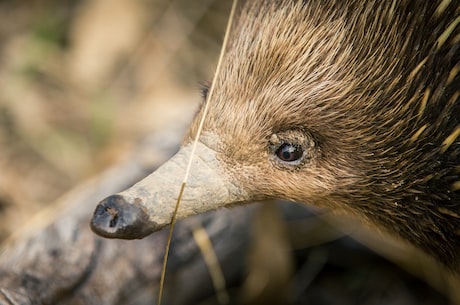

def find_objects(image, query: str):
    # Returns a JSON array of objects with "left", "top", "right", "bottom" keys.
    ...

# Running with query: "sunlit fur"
[{"left": 187, "top": 0, "right": 460, "bottom": 270}]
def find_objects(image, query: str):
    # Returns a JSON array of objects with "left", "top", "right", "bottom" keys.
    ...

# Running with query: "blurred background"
[
  {"left": 0, "top": 0, "right": 230, "bottom": 241},
  {"left": 0, "top": 1, "right": 457, "bottom": 304}
]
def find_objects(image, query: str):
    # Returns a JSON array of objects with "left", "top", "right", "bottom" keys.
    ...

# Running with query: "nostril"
[
  {"left": 105, "top": 207, "right": 119, "bottom": 228},
  {"left": 91, "top": 195, "right": 124, "bottom": 235},
  {"left": 90, "top": 194, "right": 155, "bottom": 239}
]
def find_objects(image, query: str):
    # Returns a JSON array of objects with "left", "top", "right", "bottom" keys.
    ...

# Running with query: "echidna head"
[{"left": 91, "top": 0, "right": 460, "bottom": 270}]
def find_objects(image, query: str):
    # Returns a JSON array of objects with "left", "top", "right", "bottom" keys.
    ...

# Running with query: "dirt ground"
[{"left": 0, "top": 1, "right": 457, "bottom": 304}]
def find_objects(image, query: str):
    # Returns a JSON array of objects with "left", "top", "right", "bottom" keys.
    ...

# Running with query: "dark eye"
[{"left": 275, "top": 143, "right": 303, "bottom": 162}]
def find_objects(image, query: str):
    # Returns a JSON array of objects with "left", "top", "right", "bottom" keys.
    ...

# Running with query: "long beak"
[{"left": 90, "top": 141, "right": 249, "bottom": 239}]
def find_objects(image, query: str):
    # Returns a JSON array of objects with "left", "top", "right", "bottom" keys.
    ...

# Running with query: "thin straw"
[{"left": 157, "top": 1, "right": 239, "bottom": 304}]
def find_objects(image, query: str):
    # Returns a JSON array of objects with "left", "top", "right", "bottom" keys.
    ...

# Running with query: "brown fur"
[{"left": 186, "top": 0, "right": 460, "bottom": 269}]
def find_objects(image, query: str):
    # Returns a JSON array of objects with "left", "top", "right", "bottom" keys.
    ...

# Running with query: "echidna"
[{"left": 91, "top": 0, "right": 460, "bottom": 271}]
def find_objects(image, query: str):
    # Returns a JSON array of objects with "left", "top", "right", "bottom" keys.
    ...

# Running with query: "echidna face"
[{"left": 91, "top": 0, "right": 460, "bottom": 271}]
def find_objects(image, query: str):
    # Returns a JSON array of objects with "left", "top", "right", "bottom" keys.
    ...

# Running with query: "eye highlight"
[{"left": 275, "top": 143, "right": 304, "bottom": 162}]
